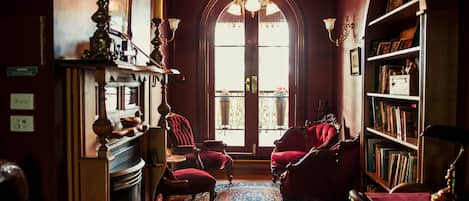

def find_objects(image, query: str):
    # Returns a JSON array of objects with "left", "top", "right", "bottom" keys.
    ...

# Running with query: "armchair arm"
[
  {"left": 198, "top": 140, "right": 226, "bottom": 152},
  {"left": 162, "top": 177, "right": 190, "bottom": 189},
  {"left": 285, "top": 149, "right": 337, "bottom": 171},
  {"left": 171, "top": 145, "right": 200, "bottom": 155}
]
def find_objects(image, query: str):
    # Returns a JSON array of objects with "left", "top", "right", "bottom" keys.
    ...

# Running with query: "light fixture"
[
  {"left": 322, "top": 17, "right": 354, "bottom": 46},
  {"left": 157, "top": 18, "right": 180, "bottom": 72},
  {"left": 227, "top": 0, "right": 280, "bottom": 17},
  {"left": 245, "top": 0, "right": 261, "bottom": 13},
  {"left": 166, "top": 18, "right": 181, "bottom": 44}
]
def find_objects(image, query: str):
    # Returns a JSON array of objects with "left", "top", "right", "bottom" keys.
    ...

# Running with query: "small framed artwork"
[
  {"left": 350, "top": 47, "right": 361, "bottom": 76},
  {"left": 109, "top": 0, "right": 133, "bottom": 37},
  {"left": 399, "top": 38, "right": 413, "bottom": 50},
  {"left": 377, "top": 41, "right": 391, "bottom": 55},
  {"left": 390, "top": 39, "right": 402, "bottom": 52}
]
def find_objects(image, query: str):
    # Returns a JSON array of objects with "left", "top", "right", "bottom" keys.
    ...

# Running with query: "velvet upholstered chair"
[
  {"left": 166, "top": 113, "right": 233, "bottom": 183},
  {"left": 280, "top": 137, "right": 360, "bottom": 201},
  {"left": 156, "top": 166, "right": 216, "bottom": 201},
  {"left": 270, "top": 121, "right": 339, "bottom": 183}
]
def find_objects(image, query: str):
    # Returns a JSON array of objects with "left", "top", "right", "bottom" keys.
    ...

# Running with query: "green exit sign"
[{"left": 7, "top": 66, "right": 38, "bottom": 77}]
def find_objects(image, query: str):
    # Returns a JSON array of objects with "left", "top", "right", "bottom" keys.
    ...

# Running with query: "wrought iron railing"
[{"left": 214, "top": 90, "right": 288, "bottom": 147}]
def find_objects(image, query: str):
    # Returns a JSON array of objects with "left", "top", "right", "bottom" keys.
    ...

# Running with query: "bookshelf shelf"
[
  {"left": 367, "top": 46, "right": 420, "bottom": 61},
  {"left": 366, "top": 127, "right": 418, "bottom": 150},
  {"left": 367, "top": 93, "right": 420, "bottom": 101},
  {"left": 365, "top": 172, "right": 391, "bottom": 192},
  {"left": 368, "top": 0, "right": 419, "bottom": 27}
]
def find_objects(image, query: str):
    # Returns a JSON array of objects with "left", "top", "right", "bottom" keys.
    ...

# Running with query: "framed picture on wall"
[
  {"left": 350, "top": 47, "right": 361, "bottom": 76},
  {"left": 109, "top": 0, "right": 133, "bottom": 37}
]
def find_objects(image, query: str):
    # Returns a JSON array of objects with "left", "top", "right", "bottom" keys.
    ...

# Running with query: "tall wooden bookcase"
[{"left": 361, "top": 0, "right": 460, "bottom": 192}]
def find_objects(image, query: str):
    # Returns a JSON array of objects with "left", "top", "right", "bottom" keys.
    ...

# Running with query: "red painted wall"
[
  {"left": 166, "top": 0, "right": 338, "bottom": 140},
  {"left": 0, "top": 3, "right": 66, "bottom": 201},
  {"left": 0, "top": 1, "right": 152, "bottom": 201}
]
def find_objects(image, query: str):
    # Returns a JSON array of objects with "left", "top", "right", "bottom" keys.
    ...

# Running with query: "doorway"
[{"left": 212, "top": 2, "right": 291, "bottom": 157}]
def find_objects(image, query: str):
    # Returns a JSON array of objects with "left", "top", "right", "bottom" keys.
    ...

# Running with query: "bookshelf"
[{"left": 361, "top": 0, "right": 459, "bottom": 192}]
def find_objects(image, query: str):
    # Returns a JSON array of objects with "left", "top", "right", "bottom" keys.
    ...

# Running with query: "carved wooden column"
[
  {"left": 150, "top": 18, "right": 163, "bottom": 65},
  {"left": 93, "top": 67, "right": 114, "bottom": 159}
]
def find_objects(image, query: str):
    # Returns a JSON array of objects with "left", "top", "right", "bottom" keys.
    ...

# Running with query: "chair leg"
[
  {"left": 209, "top": 190, "right": 216, "bottom": 201},
  {"left": 225, "top": 155, "right": 233, "bottom": 184}
]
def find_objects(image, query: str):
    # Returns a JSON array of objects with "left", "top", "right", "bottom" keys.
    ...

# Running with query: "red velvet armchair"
[
  {"left": 270, "top": 122, "right": 339, "bottom": 183},
  {"left": 280, "top": 137, "right": 360, "bottom": 201},
  {"left": 166, "top": 113, "right": 233, "bottom": 183},
  {"left": 156, "top": 166, "right": 216, "bottom": 201}
]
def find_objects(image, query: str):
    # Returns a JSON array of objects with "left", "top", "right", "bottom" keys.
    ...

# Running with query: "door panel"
[{"left": 213, "top": 2, "right": 290, "bottom": 157}]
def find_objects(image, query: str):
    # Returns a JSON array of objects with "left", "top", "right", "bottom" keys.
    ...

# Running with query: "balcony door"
[{"left": 212, "top": 2, "right": 291, "bottom": 157}]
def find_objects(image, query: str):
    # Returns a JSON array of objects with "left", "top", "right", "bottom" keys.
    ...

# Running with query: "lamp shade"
[
  {"left": 245, "top": 0, "right": 261, "bottom": 12},
  {"left": 168, "top": 18, "right": 180, "bottom": 31},
  {"left": 323, "top": 18, "right": 336, "bottom": 32},
  {"left": 227, "top": 2, "right": 242, "bottom": 16}
]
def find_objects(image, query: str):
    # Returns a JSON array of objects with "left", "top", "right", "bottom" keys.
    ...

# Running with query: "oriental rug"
[{"left": 180, "top": 181, "right": 281, "bottom": 201}]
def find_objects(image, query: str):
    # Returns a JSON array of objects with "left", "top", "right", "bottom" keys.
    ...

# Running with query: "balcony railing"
[{"left": 214, "top": 90, "right": 288, "bottom": 147}]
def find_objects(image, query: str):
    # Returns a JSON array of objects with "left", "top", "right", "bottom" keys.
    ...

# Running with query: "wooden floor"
[{"left": 214, "top": 159, "right": 272, "bottom": 181}]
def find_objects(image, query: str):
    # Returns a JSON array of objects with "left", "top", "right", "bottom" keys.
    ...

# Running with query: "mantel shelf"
[
  {"left": 56, "top": 59, "right": 180, "bottom": 75},
  {"left": 368, "top": 0, "right": 419, "bottom": 27},
  {"left": 367, "top": 46, "right": 420, "bottom": 61},
  {"left": 367, "top": 93, "right": 420, "bottom": 101}
]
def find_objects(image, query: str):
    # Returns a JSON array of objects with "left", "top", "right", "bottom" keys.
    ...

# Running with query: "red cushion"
[
  {"left": 271, "top": 150, "right": 307, "bottom": 168},
  {"left": 171, "top": 168, "right": 216, "bottom": 194}
]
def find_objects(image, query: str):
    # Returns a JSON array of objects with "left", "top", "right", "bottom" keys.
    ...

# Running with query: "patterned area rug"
[{"left": 183, "top": 182, "right": 281, "bottom": 201}]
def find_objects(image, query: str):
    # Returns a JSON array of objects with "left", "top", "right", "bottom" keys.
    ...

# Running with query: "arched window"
[{"left": 199, "top": 0, "right": 304, "bottom": 157}]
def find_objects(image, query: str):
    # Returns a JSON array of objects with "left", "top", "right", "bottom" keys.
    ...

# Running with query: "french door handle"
[
  {"left": 251, "top": 75, "right": 257, "bottom": 94},
  {"left": 245, "top": 77, "right": 251, "bottom": 93}
]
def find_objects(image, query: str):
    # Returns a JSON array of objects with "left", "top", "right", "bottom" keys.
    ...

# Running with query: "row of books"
[
  {"left": 376, "top": 65, "right": 404, "bottom": 94},
  {"left": 371, "top": 100, "right": 418, "bottom": 140},
  {"left": 375, "top": 64, "right": 418, "bottom": 95},
  {"left": 367, "top": 139, "right": 417, "bottom": 188}
]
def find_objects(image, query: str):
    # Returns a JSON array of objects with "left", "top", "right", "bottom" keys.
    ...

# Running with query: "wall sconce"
[
  {"left": 323, "top": 18, "right": 354, "bottom": 46},
  {"left": 165, "top": 18, "right": 181, "bottom": 44}
]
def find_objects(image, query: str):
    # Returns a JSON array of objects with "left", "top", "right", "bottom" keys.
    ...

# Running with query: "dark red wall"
[
  {"left": 1, "top": 0, "right": 152, "bottom": 201},
  {"left": 0, "top": 3, "right": 67, "bottom": 201},
  {"left": 166, "top": 0, "right": 338, "bottom": 140}
]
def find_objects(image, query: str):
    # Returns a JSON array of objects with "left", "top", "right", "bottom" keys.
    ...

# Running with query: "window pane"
[
  {"left": 258, "top": 8, "right": 289, "bottom": 147},
  {"left": 215, "top": 47, "right": 245, "bottom": 91},
  {"left": 258, "top": 47, "right": 289, "bottom": 147},
  {"left": 214, "top": 47, "right": 245, "bottom": 147},
  {"left": 259, "top": 8, "right": 288, "bottom": 46},
  {"left": 215, "top": 6, "right": 245, "bottom": 46},
  {"left": 258, "top": 47, "right": 289, "bottom": 91}
]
